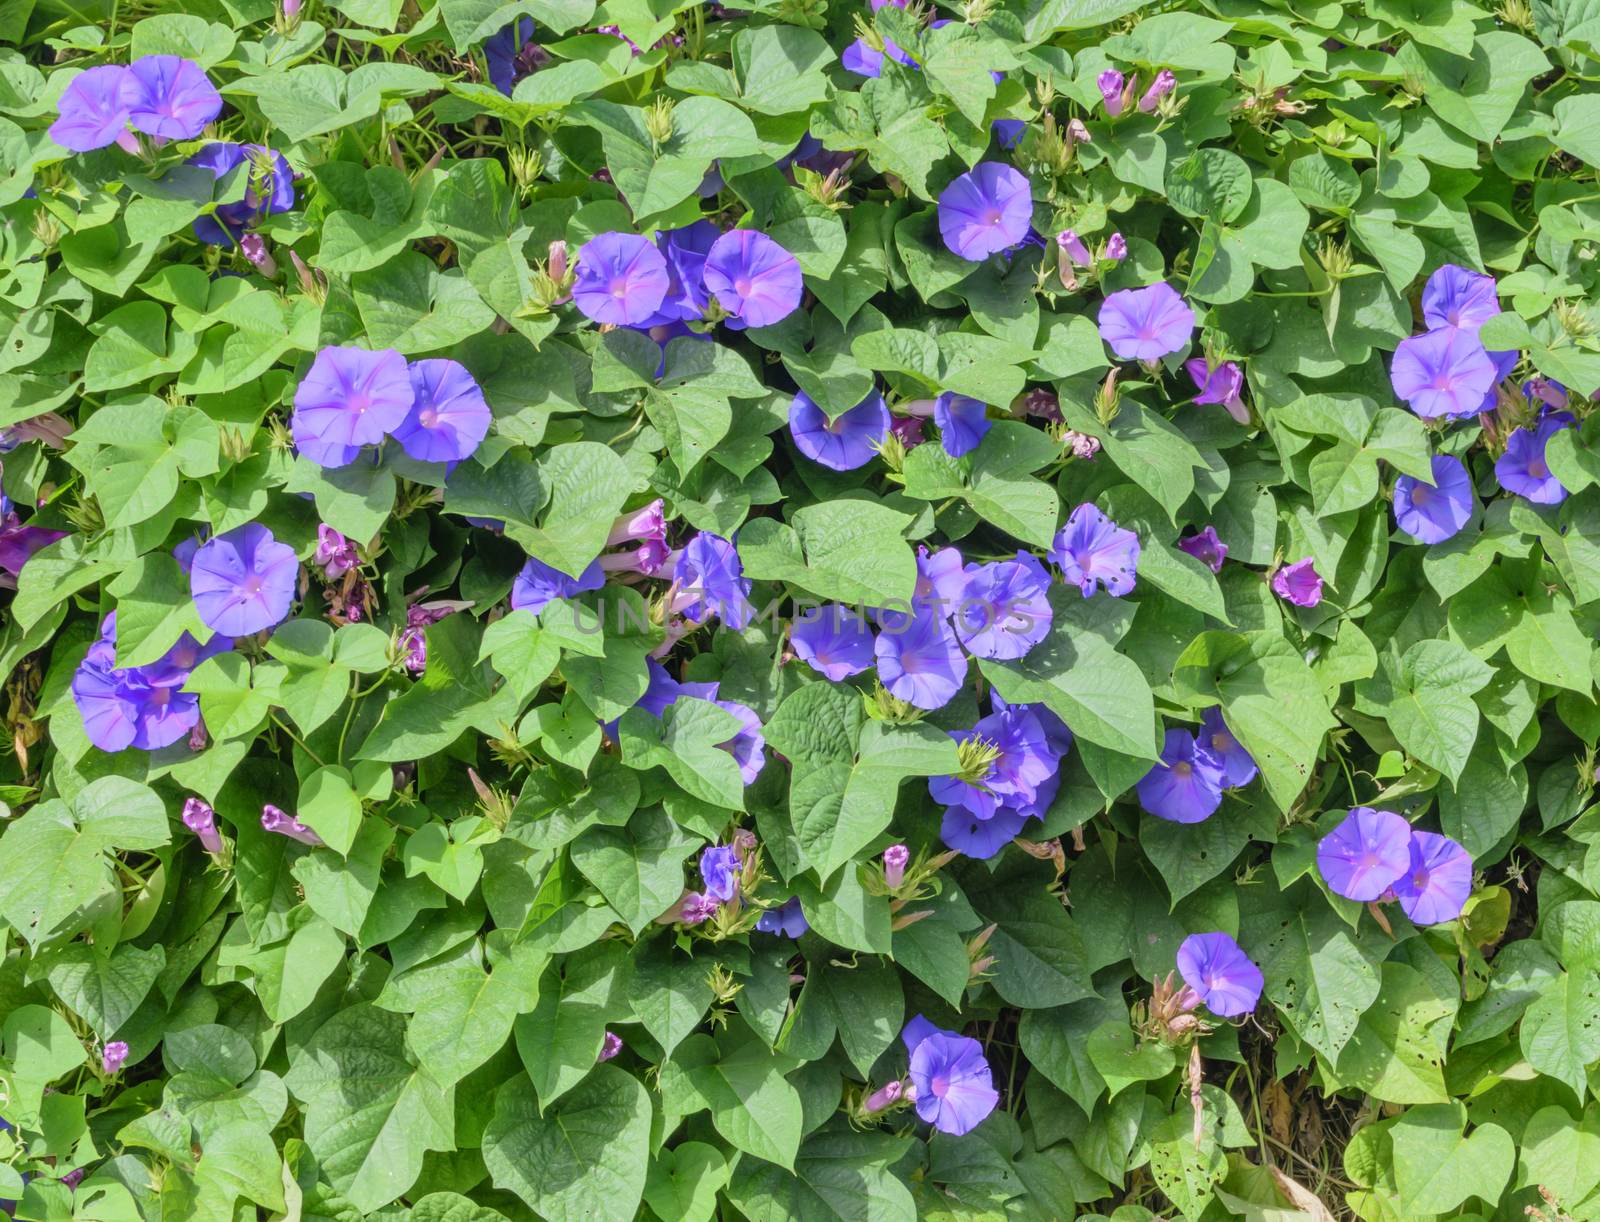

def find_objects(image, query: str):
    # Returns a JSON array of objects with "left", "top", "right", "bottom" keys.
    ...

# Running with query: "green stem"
[{"left": 271, "top": 714, "right": 327, "bottom": 767}]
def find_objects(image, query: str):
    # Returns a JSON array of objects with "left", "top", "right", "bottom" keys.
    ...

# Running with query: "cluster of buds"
[
  {"left": 289, "top": 250, "right": 327, "bottom": 305},
  {"left": 867, "top": 680, "right": 926, "bottom": 725},
  {"left": 507, "top": 146, "right": 545, "bottom": 200},
  {"left": 528, "top": 240, "right": 573, "bottom": 311},
  {"left": 468, "top": 767, "right": 516, "bottom": 830},
  {"left": 1133, "top": 971, "right": 1210, "bottom": 1045},
  {"left": 1554, "top": 299, "right": 1597, "bottom": 344},
  {"left": 1234, "top": 84, "right": 1308, "bottom": 128},
  {"left": 965, "top": 922, "right": 999, "bottom": 984},
  {"left": 868, "top": 842, "right": 963, "bottom": 930},
  {"left": 1097, "top": 68, "right": 1177, "bottom": 120},
  {"left": 1030, "top": 111, "right": 1093, "bottom": 177},
  {"left": 1093, "top": 366, "right": 1121, "bottom": 426},
  {"left": 644, "top": 96, "right": 676, "bottom": 145},
  {"left": 1053, "top": 228, "right": 1126, "bottom": 292},
  {"left": 797, "top": 162, "right": 853, "bottom": 211}
]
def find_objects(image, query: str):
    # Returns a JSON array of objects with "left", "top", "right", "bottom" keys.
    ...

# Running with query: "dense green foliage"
[{"left": 5, "top": 0, "right": 1600, "bottom": 1218}]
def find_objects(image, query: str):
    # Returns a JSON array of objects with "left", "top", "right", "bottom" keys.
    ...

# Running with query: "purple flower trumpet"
[
  {"left": 261, "top": 804, "right": 324, "bottom": 847},
  {"left": 182, "top": 797, "right": 225, "bottom": 854}
]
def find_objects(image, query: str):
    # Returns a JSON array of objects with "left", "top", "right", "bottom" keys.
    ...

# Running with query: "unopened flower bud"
[
  {"left": 883, "top": 844, "right": 909, "bottom": 888},
  {"left": 1138, "top": 69, "right": 1176, "bottom": 113},
  {"left": 182, "top": 797, "right": 225, "bottom": 855},
  {"left": 862, "top": 1079, "right": 905, "bottom": 1114}
]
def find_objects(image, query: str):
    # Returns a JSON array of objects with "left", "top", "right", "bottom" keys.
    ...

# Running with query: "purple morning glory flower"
[
  {"left": 1185, "top": 358, "right": 1248, "bottom": 423},
  {"left": 572, "top": 232, "right": 671, "bottom": 326},
  {"left": 187, "top": 143, "right": 295, "bottom": 246},
  {"left": 1393, "top": 454, "right": 1473, "bottom": 543},
  {"left": 934, "top": 392, "right": 991, "bottom": 457},
  {"left": 636, "top": 661, "right": 720, "bottom": 718},
  {"left": 916, "top": 545, "right": 968, "bottom": 611},
  {"left": 1098, "top": 69, "right": 1127, "bottom": 117},
  {"left": 938, "top": 163, "right": 1034, "bottom": 261},
  {"left": 1390, "top": 327, "right": 1497, "bottom": 420},
  {"left": 71, "top": 631, "right": 200, "bottom": 753},
  {"left": 261, "top": 804, "right": 324, "bottom": 847},
  {"left": 123, "top": 55, "right": 222, "bottom": 140},
  {"left": 1421, "top": 264, "right": 1499, "bottom": 332},
  {"left": 672, "top": 532, "right": 753, "bottom": 629},
  {"left": 941, "top": 805, "right": 1031, "bottom": 858},
  {"left": 1316, "top": 807, "right": 1412, "bottom": 902},
  {"left": 49, "top": 65, "right": 134, "bottom": 152},
  {"left": 700, "top": 844, "right": 741, "bottom": 903},
  {"left": 789, "top": 389, "right": 890, "bottom": 470},
  {"left": 1136, "top": 728, "right": 1225, "bottom": 824},
  {"left": 757, "top": 896, "right": 809, "bottom": 937},
  {"left": 140, "top": 628, "right": 233, "bottom": 688},
  {"left": 0, "top": 516, "right": 65, "bottom": 581},
  {"left": 791, "top": 604, "right": 875, "bottom": 680},
  {"left": 874, "top": 605, "right": 967, "bottom": 710},
  {"left": 1049, "top": 503, "right": 1140, "bottom": 597},
  {"left": 993, "top": 119, "right": 1026, "bottom": 148},
  {"left": 1176, "top": 932, "right": 1263, "bottom": 1018},
  {"left": 904, "top": 1019, "right": 1000, "bottom": 1136},
  {"left": 1495, "top": 412, "right": 1574, "bottom": 505},
  {"left": 189, "top": 523, "right": 298, "bottom": 636},
  {"left": 841, "top": 35, "right": 916, "bottom": 77},
  {"left": 931, "top": 704, "right": 1060, "bottom": 817},
  {"left": 953, "top": 553, "right": 1053, "bottom": 660},
  {"left": 102, "top": 1041, "right": 130, "bottom": 1074},
  {"left": 1271, "top": 558, "right": 1323, "bottom": 608},
  {"left": 1198, "top": 707, "right": 1257, "bottom": 788},
  {"left": 484, "top": 18, "right": 549, "bottom": 95},
  {"left": 598, "top": 1031, "right": 623, "bottom": 1062},
  {"left": 1392, "top": 830, "right": 1472, "bottom": 925},
  {"left": 391, "top": 358, "right": 492, "bottom": 463},
  {"left": 509, "top": 555, "right": 604, "bottom": 614},
  {"left": 1098, "top": 282, "right": 1196, "bottom": 361},
  {"left": 716, "top": 698, "right": 767, "bottom": 784},
  {"left": 638, "top": 221, "right": 718, "bottom": 325},
  {"left": 702, "top": 230, "right": 803, "bottom": 328},
  {"left": 1177, "top": 526, "right": 1227, "bottom": 572},
  {"left": 292, "top": 346, "right": 415, "bottom": 468}
]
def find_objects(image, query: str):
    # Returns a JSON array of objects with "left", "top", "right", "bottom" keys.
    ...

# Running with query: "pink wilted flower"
[
  {"left": 315, "top": 525, "right": 359, "bottom": 579},
  {"left": 102, "top": 1041, "right": 130, "bottom": 1074}
]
